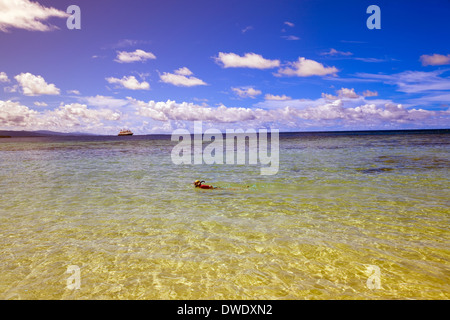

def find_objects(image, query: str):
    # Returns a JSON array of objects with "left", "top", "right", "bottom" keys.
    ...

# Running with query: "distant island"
[{"left": 0, "top": 130, "right": 98, "bottom": 137}]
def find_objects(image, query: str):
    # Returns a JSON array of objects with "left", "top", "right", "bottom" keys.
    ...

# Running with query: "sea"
[{"left": 0, "top": 129, "right": 448, "bottom": 299}]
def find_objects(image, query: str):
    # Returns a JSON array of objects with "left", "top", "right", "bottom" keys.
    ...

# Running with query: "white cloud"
[
  {"left": 232, "top": 87, "right": 262, "bottom": 99},
  {"left": 82, "top": 95, "right": 129, "bottom": 108},
  {"left": 0, "top": 0, "right": 68, "bottom": 32},
  {"left": 284, "top": 21, "right": 295, "bottom": 27},
  {"left": 3, "top": 85, "right": 18, "bottom": 93},
  {"left": 34, "top": 101, "right": 48, "bottom": 107},
  {"left": 21, "top": 103, "right": 120, "bottom": 132},
  {"left": 78, "top": 100, "right": 448, "bottom": 129},
  {"left": 14, "top": 72, "right": 60, "bottom": 96},
  {"left": 115, "top": 49, "right": 156, "bottom": 63},
  {"left": 362, "top": 90, "right": 378, "bottom": 97},
  {"left": 241, "top": 26, "right": 253, "bottom": 33},
  {"left": 353, "top": 57, "right": 386, "bottom": 63},
  {"left": 322, "top": 88, "right": 359, "bottom": 100},
  {"left": 128, "top": 94, "right": 443, "bottom": 128},
  {"left": 159, "top": 67, "right": 207, "bottom": 87},
  {"left": 275, "top": 57, "right": 338, "bottom": 77},
  {"left": 67, "top": 89, "right": 80, "bottom": 95},
  {"left": 321, "top": 93, "right": 338, "bottom": 100},
  {"left": 420, "top": 54, "right": 450, "bottom": 66},
  {"left": 265, "top": 94, "right": 292, "bottom": 101},
  {"left": 355, "top": 70, "right": 450, "bottom": 93},
  {"left": 0, "top": 71, "right": 9, "bottom": 82},
  {"left": 106, "top": 75, "right": 150, "bottom": 90},
  {"left": 129, "top": 98, "right": 260, "bottom": 123},
  {"left": 173, "top": 67, "right": 193, "bottom": 76},
  {"left": 49, "top": 103, "right": 121, "bottom": 126},
  {"left": 0, "top": 99, "right": 38, "bottom": 126},
  {"left": 282, "top": 35, "right": 300, "bottom": 41},
  {"left": 256, "top": 90, "right": 448, "bottom": 129},
  {"left": 112, "top": 39, "right": 151, "bottom": 49},
  {"left": 295, "top": 100, "right": 436, "bottom": 123},
  {"left": 321, "top": 48, "right": 353, "bottom": 56},
  {"left": 214, "top": 52, "right": 280, "bottom": 69},
  {"left": 336, "top": 87, "right": 359, "bottom": 99},
  {"left": 2, "top": 94, "right": 446, "bottom": 132},
  {"left": 407, "top": 93, "right": 450, "bottom": 105},
  {"left": 0, "top": 99, "right": 122, "bottom": 131}
]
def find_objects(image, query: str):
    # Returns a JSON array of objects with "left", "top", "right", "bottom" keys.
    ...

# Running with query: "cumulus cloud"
[
  {"left": 67, "top": 89, "right": 80, "bottom": 95},
  {"left": 362, "top": 90, "right": 378, "bottom": 97},
  {"left": 265, "top": 94, "right": 292, "bottom": 101},
  {"left": 159, "top": 67, "right": 207, "bottom": 87},
  {"left": 47, "top": 103, "right": 121, "bottom": 128},
  {"left": 0, "top": 99, "right": 122, "bottom": 131},
  {"left": 0, "top": 0, "right": 68, "bottom": 32},
  {"left": 115, "top": 49, "right": 156, "bottom": 63},
  {"left": 336, "top": 88, "right": 359, "bottom": 99},
  {"left": 420, "top": 54, "right": 450, "bottom": 66},
  {"left": 128, "top": 95, "right": 442, "bottom": 129},
  {"left": 3, "top": 85, "right": 18, "bottom": 93},
  {"left": 47, "top": 103, "right": 121, "bottom": 130},
  {"left": 0, "top": 71, "right": 9, "bottom": 82},
  {"left": 129, "top": 98, "right": 260, "bottom": 123},
  {"left": 14, "top": 72, "right": 60, "bottom": 96},
  {"left": 321, "top": 93, "right": 338, "bottom": 101},
  {"left": 232, "top": 87, "right": 262, "bottom": 99},
  {"left": 321, "top": 88, "right": 359, "bottom": 100},
  {"left": 1, "top": 94, "right": 445, "bottom": 132},
  {"left": 106, "top": 75, "right": 150, "bottom": 90},
  {"left": 33, "top": 101, "right": 48, "bottom": 107},
  {"left": 0, "top": 100, "right": 38, "bottom": 126},
  {"left": 296, "top": 100, "right": 435, "bottom": 123},
  {"left": 82, "top": 95, "right": 129, "bottom": 108},
  {"left": 172, "top": 67, "right": 193, "bottom": 76},
  {"left": 275, "top": 57, "right": 338, "bottom": 77},
  {"left": 214, "top": 52, "right": 280, "bottom": 69}
]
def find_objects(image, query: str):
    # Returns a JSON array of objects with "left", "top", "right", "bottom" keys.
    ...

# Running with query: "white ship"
[{"left": 118, "top": 129, "right": 133, "bottom": 136}]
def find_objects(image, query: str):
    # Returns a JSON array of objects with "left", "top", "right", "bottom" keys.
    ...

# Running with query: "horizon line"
[{"left": 1, "top": 128, "right": 448, "bottom": 138}]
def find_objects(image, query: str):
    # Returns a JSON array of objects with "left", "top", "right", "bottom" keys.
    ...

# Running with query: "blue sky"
[{"left": 0, "top": 0, "right": 449, "bottom": 134}]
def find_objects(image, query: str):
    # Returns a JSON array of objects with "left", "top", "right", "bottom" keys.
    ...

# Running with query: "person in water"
[
  {"left": 194, "top": 180, "right": 250, "bottom": 190},
  {"left": 194, "top": 180, "right": 217, "bottom": 189}
]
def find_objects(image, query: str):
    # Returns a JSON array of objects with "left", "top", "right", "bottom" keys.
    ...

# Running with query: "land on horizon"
[{"left": 0, "top": 128, "right": 448, "bottom": 138}]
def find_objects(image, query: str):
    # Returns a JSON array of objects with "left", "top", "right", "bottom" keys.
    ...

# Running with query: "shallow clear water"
[{"left": 0, "top": 131, "right": 449, "bottom": 299}]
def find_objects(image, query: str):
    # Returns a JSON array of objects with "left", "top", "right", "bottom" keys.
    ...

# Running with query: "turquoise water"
[{"left": 0, "top": 131, "right": 449, "bottom": 299}]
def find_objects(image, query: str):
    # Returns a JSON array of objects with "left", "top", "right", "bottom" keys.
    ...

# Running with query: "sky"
[{"left": 0, "top": 0, "right": 449, "bottom": 134}]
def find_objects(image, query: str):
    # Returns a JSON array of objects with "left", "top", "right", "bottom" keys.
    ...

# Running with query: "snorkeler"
[
  {"left": 193, "top": 180, "right": 250, "bottom": 190},
  {"left": 193, "top": 180, "right": 217, "bottom": 189}
]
